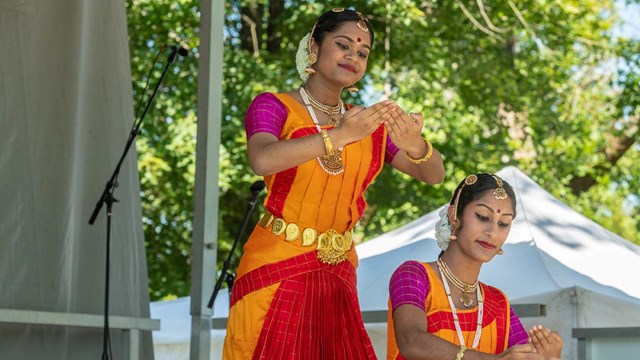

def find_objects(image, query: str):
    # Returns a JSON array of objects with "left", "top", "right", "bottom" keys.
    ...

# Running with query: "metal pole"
[{"left": 190, "top": 0, "right": 224, "bottom": 358}]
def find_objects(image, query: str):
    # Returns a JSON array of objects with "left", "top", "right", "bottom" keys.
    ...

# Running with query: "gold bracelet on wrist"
[
  {"left": 405, "top": 138, "right": 433, "bottom": 164},
  {"left": 455, "top": 345, "right": 466, "bottom": 360},
  {"left": 320, "top": 129, "right": 334, "bottom": 156}
]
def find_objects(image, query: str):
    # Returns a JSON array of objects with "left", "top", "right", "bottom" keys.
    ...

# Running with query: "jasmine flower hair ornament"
[
  {"left": 296, "top": 33, "right": 313, "bottom": 82},
  {"left": 435, "top": 205, "right": 453, "bottom": 251}
]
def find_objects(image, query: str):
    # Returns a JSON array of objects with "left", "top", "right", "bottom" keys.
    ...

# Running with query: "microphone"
[
  {"left": 250, "top": 180, "right": 266, "bottom": 194},
  {"left": 206, "top": 179, "right": 266, "bottom": 309},
  {"left": 248, "top": 181, "right": 265, "bottom": 207},
  {"left": 168, "top": 45, "right": 189, "bottom": 57}
]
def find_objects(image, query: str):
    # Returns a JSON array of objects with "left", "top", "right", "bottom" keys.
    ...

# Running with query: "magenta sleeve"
[
  {"left": 508, "top": 307, "right": 530, "bottom": 347},
  {"left": 245, "top": 93, "right": 288, "bottom": 139},
  {"left": 389, "top": 260, "right": 430, "bottom": 312},
  {"left": 385, "top": 134, "right": 400, "bottom": 164}
]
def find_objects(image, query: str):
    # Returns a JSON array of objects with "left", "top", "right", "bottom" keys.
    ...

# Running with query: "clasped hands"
[
  {"left": 500, "top": 325, "right": 563, "bottom": 360},
  {"left": 335, "top": 99, "right": 426, "bottom": 157}
]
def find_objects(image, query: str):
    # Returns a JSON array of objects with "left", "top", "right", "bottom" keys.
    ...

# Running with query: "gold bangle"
[
  {"left": 405, "top": 138, "right": 433, "bottom": 164},
  {"left": 455, "top": 345, "right": 466, "bottom": 360},
  {"left": 320, "top": 129, "right": 334, "bottom": 155}
]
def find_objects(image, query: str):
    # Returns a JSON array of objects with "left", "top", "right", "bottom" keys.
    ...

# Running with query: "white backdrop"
[{"left": 0, "top": 0, "right": 153, "bottom": 358}]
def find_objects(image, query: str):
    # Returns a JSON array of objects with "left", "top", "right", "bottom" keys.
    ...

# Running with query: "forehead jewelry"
[
  {"left": 492, "top": 175, "right": 508, "bottom": 200},
  {"left": 355, "top": 12, "right": 369, "bottom": 32},
  {"left": 451, "top": 174, "right": 478, "bottom": 222}
]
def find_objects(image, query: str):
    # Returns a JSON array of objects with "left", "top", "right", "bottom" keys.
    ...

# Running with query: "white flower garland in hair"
[
  {"left": 434, "top": 206, "right": 452, "bottom": 251},
  {"left": 296, "top": 33, "right": 311, "bottom": 82}
]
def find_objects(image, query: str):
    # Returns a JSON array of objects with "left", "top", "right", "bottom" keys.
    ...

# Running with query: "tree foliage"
[{"left": 126, "top": 0, "right": 640, "bottom": 300}]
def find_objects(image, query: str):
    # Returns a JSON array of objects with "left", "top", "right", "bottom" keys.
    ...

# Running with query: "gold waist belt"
[{"left": 258, "top": 211, "right": 353, "bottom": 265}]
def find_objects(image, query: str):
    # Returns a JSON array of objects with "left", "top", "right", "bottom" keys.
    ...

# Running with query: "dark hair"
[
  {"left": 450, "top": 173, "right": 517, "bottom": 221},
  {"left": 311, "top": 9, "right": 374, "bottom": 45},
  {"left": 437, "top": 173, "right": 516, "bottom": 258}
]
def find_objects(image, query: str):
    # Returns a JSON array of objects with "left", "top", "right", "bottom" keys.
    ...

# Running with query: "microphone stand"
[
  {"left": 207, "top": 181, "right": 265, "bottom": 309},
  {"left": 88, "top": 47, "right": 182, "bottom": 360}
]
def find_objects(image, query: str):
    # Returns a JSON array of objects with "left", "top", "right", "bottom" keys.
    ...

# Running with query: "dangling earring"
[
  {"left": 497, "top": 248, "right": 504, "bottom": 255},
  {"left": 449, "top": 228, "right": 457, "bottom": 241},
  {"left": 347, "top": 84, "right": 359, "bottom": 93},
  {"left": 305, "top": 53, "right": 317, "bottom": 75},
  {"left": 305, "top": 25, "right": 318, "bottom": 76}
]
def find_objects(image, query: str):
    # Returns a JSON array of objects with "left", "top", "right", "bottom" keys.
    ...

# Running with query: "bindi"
[
  {"left": 497, "top": 209, "right": 501, "bottom": 214},
  {"left": 357, "top": 37, "right": 361, "bottom": 43}
]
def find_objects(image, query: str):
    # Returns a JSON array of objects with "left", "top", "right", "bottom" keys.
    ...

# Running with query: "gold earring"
[
  {"left": 347, "top": 85, "right": 359, "bottom": 93},
  {"left": 497, "top": 248, "right": 504, "bottom": 255},
  {"left": 449, "top": 228, "right": 457, "bottom": 241},
  {"left": 305, "top": 53, "right": 317, "bottom": 75},
  {"left": 305, "top": 24, "right": 318, "bottom": 76}
]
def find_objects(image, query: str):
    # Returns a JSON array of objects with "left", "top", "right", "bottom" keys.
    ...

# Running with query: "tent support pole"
[{"left": 189, "top": 0, "right": 224, "bottom": 359}]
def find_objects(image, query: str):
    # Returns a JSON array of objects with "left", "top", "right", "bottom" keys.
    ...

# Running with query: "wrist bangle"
[
  {"left": 455, "top": 345, "right": 466, "bottom": 360},
  {"left": 405, "top": 138, "right": 433, "bottom": 164},
  {"left": 320, "top": 129, "right": 334, "bottom": 156}
]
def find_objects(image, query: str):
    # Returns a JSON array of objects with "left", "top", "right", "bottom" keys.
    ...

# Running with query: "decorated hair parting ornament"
[
  {"left": 451, "top": 175, "right": 478, "bottom": 222},
  {"left": 355, "top": 11, "right": 369, "bottom": 32},
  {"left": 492, "top": 175, "right": 508, "bottom": 200}
]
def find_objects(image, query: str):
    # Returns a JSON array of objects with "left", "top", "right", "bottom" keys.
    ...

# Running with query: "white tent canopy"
[
  {"left": 152, "top": 166, "right": 640, "bottom": 359},
  {"left": 357, "top": 165, "right": 640, "bottom": 307}
]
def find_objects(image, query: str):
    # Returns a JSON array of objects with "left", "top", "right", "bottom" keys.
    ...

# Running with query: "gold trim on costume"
[
  {"left": 271, "top": 218, "right": 286, "bottom": 236},
  {"left": 285, "top": 223, "right": 300, "bottom": 241},
  {"left": 258, "top": 211, "right": 353, "bottom": 264},
  {"left": 258, "top": 212, "right": 274, "bottom": 228},
  {"left": 302, "top": 228, "right": 318, "bottom": 246}
]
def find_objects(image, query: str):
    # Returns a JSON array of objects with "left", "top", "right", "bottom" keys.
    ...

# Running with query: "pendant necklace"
[
  {"left": 438, "top": 258, "right": 479, "bottom": 308},
  {"left": 437, "top": 259, "right": 483, "bottom": 350},
  {"left": 300, "top": 86, "right": 343, "bottom": 126},
  {"left": 299, "top": 87, "right": 345, "bottom": 175}
]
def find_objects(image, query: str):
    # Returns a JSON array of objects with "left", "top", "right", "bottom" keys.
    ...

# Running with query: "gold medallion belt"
[{"left": 258, "top": 211, "right": 353, "bottom": 265}]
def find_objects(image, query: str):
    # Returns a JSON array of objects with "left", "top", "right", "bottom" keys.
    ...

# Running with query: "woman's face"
[
  {"left": 310, "top": 21, "right": 371, "bottom": 87},
  {"left": 450, "top": 191, "right": 515, "bottom": 263}
]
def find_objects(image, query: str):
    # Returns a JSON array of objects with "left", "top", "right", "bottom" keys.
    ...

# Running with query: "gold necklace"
[
  {"left": 299, "top": 88, "right": 344, "bottom": 175},
  {"left": 437, "top": 260, "right": 484, "bottom": 349},
  {"left": 437, "top": 259, "right": 478, "bottom": 308},
  {"left": 300, "top": 87, "right": 343, "bottom": 126}
]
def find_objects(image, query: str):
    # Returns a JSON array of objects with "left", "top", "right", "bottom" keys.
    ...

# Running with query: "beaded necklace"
[
  {"left": 438, "top": 258, "right": 479, "bottom": 308},
  {"left": 436, "top": 259, "right": 483, "bottom": 350},
  {"left": 300, "top": 87, "right": 343, "bottom": 126},
  {"left": 299, "top": 88, "right": 345, "bottom": 175}
]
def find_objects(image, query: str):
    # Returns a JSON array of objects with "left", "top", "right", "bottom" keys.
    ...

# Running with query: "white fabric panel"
[{"left": 1, "top": 0, "right": 153, "bottom": 358}]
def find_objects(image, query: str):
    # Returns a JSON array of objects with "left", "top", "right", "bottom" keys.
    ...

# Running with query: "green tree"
[{"left": 126, "top": 0, "right": 639, "bottom": 300}]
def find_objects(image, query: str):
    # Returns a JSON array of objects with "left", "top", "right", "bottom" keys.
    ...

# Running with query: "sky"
[{"left": 615, "top": 1, "right": 640, "bottom": 39}]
